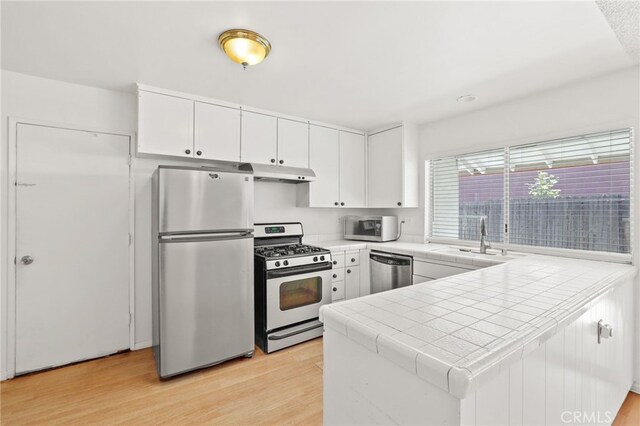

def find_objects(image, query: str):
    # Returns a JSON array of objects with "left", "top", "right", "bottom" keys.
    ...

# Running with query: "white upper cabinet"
[
  {"left": 240, "top": 111, "right": 278, "bottom": 164},
  {"left": 277, "top": 118, "right": 309, "bottom": 168},
  {"left": 339, "top": 131, "right": 366, "bottom": 208},
  {"left": 301, "top": 125, "right": 340, "bottom": 207},
  {"left": 367, "top": 123, "right": 418, "bottom": 208},
  {"left": 194, "top": 102, "right": 241, "bottom": 162},
  {"left": 138, "top": 91, "right": 194, "bottom": 158}
]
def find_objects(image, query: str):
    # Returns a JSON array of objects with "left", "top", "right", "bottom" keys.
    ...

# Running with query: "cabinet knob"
[
  {"left": 333, "top": 287, "right": 337, "bottom": 292},
  {"left": 270, "top": 158, "right": 276, "bottom": 163},
  {"left": 332, "top": 260, "right": 337, "bottom": 265},
  {"left": 333, "top": 274, "right": 337, "bottom": 279},
  {"left": 196, "top": 150, "right": 202, "bottom": 156},
  {"left": 397, "top": 201, "right": 402, "bottom": 206},
  {"left": 185, "top": 149, "right": 191, "bottom": 155},
  {"left": 347, "top": 269, "right": 351, "bottom": 274},
  {"left": 340, "top": 202, "right": 345, "bottom": 206},
  {"left": 334, "top": 202, "right": 339, "bottom": 206},
  {"left": 279, "top": 159, "right": 284, "bottom": 164},
  {"left": 351, "top": 258, "right": 356, "bottom": 262}
]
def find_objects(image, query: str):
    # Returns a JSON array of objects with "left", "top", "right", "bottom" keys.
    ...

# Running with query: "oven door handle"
[
  {"left": 266, "top": 262, "right": 332, "bottom": 279},
  {"left": 268, "top": 321, "right": 324, "bottom": 340}
]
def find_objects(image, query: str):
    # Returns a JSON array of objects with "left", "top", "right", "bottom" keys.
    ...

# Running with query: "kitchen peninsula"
[{"left": 320, "top": 248, "right": 637, "bottom": 425}]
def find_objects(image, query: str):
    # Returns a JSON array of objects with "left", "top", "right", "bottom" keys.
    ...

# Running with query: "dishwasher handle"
[{"left": 370, "top": 253, "right": 412, "bottom": 266}]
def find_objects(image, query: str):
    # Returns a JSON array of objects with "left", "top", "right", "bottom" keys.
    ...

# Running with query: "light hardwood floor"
[
  {"left": 1, "top": 339, "right": 323, "bottom": 425},
  {"left": 1, "top": 338, "right": 638, "bottom": 425}
]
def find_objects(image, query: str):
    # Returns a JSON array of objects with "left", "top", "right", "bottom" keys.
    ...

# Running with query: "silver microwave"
[{"left": 344, "top": 216, "right": 398, "bottom": 242}]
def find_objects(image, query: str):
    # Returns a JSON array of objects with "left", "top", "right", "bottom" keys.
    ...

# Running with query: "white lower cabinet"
[
  {"left": 345, "top": 265, "right": 360, "bottom": 300},
  {"left": 330, "top": 249, "right": 363, "bottom": 302},
  {"left": 331, "top": 279, "right": 345, "bottom": 301}
]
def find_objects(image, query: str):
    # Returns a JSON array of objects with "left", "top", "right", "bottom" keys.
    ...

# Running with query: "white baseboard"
[
  {"left": 132, "top": 340, "right": 152, "bottom": 351},
  {"left": 631, "top": 381, "right": 640, "bottom": 394}
]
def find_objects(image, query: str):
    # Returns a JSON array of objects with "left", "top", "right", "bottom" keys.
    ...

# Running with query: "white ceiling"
[{"left": 1, "top": 1, "right": 637, "bottom": 130}]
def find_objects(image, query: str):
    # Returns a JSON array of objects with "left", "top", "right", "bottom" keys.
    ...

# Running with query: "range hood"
[{"left": 238, "top": 163, "right": 316, "bottom": 183}]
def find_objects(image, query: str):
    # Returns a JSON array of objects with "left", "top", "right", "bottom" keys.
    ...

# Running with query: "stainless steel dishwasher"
[{"left": 369, "top": 251, "right": 413, "bottom": 294}]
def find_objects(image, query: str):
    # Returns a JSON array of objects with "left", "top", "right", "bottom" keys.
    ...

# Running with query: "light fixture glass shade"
[{"left": 219, "top": 29, "right": 271, "bottom": 67}]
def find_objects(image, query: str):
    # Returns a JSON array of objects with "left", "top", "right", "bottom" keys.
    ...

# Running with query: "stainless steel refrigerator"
[{"left": 152, "top": 166, "right": 254, "bottom": 378}]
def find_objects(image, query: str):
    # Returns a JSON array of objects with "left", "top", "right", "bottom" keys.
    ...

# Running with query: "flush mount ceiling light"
[
  {"left": 218, "top": 29, "right": 271, "bottom": 69},
  {"left": 457, "top": 94, "right": 477, "bottom": 103}
]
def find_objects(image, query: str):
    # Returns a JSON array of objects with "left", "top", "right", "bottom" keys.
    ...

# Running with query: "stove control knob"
[
  {"left": 320, "top": 256, "right": 325, "bottom": 261},
  {"left": 283, "top": 260, "right": 289, "bottom": 266},
  {"left": 313, "top": 256, "right": 318, "bottom": 262},
  {"left": 275, "top": 261, "right": 281, "bottom": 267}
]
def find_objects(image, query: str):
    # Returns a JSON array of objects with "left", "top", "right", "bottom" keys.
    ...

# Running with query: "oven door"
[{"left": 265, "top": 263, "right": 332, "bottom": 331}]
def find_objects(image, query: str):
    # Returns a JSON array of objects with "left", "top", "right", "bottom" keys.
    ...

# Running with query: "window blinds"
[
  {"left": 431, "top": 149, "right": 505, "bottom": 243},
  {"left": 508, "top": 129, "right": 631, "bottom": 253},
  {"left": 429, "top": 128, "right": 632, "bottom": 254}
]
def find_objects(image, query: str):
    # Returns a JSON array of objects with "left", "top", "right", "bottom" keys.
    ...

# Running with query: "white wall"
[
  {"left": 0, "top": 71, "right": 391, "bottom": 376},
  {"left": 405, "top": 65, "right": 640, "bottom": 389}
]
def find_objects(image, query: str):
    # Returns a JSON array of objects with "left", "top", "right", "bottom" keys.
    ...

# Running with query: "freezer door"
[
  {"left": 158, "top": 234, "right": 254, "bottom": 377},
  {"left": 158, "top": 168, "right": 253, "bottom": 234}
]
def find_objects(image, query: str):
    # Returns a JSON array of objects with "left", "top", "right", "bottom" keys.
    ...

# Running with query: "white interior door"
[{"left": 15, "top": 124, "right": 131, "bottom": 374}]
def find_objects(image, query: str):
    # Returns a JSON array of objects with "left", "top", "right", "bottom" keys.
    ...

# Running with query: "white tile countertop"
[
  {"left": 319, "top": 254, "right": 637, "bottom": 399},
  {"left": 309, "top": 239, "right": 517, "bottom": 268}
]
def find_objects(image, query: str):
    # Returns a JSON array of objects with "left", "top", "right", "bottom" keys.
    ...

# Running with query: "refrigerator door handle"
[{"left": 159, "top": 233, "right": 253, "bottom": 243}]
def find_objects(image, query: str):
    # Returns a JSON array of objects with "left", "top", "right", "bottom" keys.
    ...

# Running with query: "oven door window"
[{"left": 280, "top": 277, "right": 323, "bottom": 311}]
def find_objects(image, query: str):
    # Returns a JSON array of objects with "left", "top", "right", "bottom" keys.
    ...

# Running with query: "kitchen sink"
[{"left": 457, "top": 248, "right": 497, "bottom": 256}]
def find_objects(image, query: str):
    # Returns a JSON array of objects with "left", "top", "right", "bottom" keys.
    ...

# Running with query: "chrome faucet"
[{"left": 479, "top": 216, "right": 491, "bottom": 254}]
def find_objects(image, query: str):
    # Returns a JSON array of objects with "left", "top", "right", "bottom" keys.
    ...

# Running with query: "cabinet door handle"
[
  {"left": 334, "top": 202, "right": 339, "bottom": 206},
  {"left": 397, "top": 201, "right": 402, "bottom": 206},
  {"left": 270, "top": 158, "right": 276, "bottom": 163},
  {"left": 340, "top": 202, "right": 345, "bottom": 206},
  {"left": 185, "top": 149, "right": 191, "bottom": 155},
  {"left": 347, "top": 269, "right": 351, "bottom": 274},
  {"left": 333, "top": 287, "right": 337, "bottom": 292},
  {"left": 333, "top": 274, "right": 337, "bottom": 279},
  {"left": 196, "top": 150, "right": 202, "bottom": 156},
  {"left": 332, "top": 260, "right": 337, "bottom": 265},
  {"left": 279, "top": 159, "right": 284, "bottom": 164},
  {"left": 351, "top": 258, "right": 356, "bottom": 262}
]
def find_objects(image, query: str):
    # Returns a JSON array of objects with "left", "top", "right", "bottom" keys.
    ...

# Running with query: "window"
[
  {"left": 428, "top": 128, "right": 632, "bottom": 255},
  {"left": 431, "top": 149, "right": 505, "bottom": 243}
]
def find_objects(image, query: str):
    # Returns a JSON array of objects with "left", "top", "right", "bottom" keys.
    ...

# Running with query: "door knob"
[{"left": 21, "top": 255, "right": 34, "bottom": 265}]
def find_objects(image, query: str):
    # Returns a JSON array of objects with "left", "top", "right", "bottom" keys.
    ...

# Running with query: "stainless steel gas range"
[{"left": 254, "top": 222, "right": 332, "bottom": 353}]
